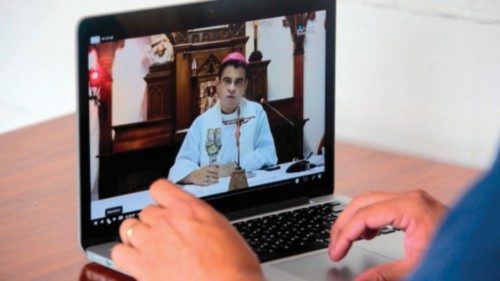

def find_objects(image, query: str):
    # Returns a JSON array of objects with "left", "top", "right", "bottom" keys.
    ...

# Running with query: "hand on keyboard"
[
  {"left": 111, "top": 179, "right": 264, "bottom": 281},
  {"left": 329, "top": 190, "right": 447, "bottom": 281}
]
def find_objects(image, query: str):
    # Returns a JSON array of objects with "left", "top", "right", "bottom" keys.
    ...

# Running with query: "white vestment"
[{"left": 168, "top": 98, "right": 278, "bottom": 183}]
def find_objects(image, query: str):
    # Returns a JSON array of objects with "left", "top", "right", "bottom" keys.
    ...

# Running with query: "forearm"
[{"left": 168, "top": 156, "right": 200, "bottom": 183}]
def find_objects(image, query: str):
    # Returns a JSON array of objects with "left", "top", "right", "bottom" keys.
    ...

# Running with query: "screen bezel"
[{"left": 78, "top": 0, "right": 335, "bottom": 248}]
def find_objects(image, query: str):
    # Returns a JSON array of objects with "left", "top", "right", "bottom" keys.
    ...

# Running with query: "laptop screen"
[{"left": 85, "top": 7, "right": 328, "bottom": 225}]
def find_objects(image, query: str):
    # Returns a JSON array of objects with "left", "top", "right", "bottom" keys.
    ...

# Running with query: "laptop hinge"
[{"left": 225, "top": 196, "right": 309, "bottom": 221}]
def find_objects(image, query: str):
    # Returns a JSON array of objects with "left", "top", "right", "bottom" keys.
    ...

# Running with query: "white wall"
[
  {"left": 251, "top": 18, "right": 294, "bottom": 101},
  {"left": 1, "top": 0, "right": 499, "bottom": 169},
  {"left": 112, "top": 38, "right": 151, "bottom": 126},
  {"left": 246, "top": 13, "right": 326, "bottom": 157},
  {"left": 336, "top": 0, "right": 500, "bottom": 169},
  {"left": 348, "top": 0, "right": 500, "bottom": 24},
  {"left": 0, "top": 0, "right": 194, "bottom": 133},
  {"left": 304, "top": 11, "right": 327, "bottom": 155}
]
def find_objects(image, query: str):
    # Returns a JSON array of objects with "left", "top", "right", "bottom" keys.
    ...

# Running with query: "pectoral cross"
[
  {"left": 222, "top": 108, "right": 255, "bottom": 168},
  {"left": 222, "top": 108, "right": 255, "bottom": 190}
]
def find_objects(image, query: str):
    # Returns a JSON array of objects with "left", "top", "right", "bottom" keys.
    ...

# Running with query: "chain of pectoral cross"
[{"left": 222, "top": 107, "right": 255, "bottom": 167}]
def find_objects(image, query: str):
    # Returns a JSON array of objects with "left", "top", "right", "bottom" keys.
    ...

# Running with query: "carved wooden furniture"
[
  {"left": 144, "top": 63, "right": 176, "bottom": 120},
  {"left": 99, "top": 63, "right": 178, "bottom": 199},
  {"left": 111, "top": 63, "right": 176, "bottom": 154},
  {"left": 246, "top": 60, "right": 271, "bottom": 102},
  {"left": 112, "top": 118, "right": 173, "bottom": 152},
  {"left": 98, "top": 143, "right": 180, "bottom": 199}
]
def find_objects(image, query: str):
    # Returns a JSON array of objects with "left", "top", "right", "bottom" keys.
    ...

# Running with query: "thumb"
[{"left": 354, "top": 260, "right": 412, "bottom": 281}]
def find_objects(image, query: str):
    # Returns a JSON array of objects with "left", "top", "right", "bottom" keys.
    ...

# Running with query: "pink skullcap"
[{"left": 221, "top": 52, "right": 248, "bottom": 65}]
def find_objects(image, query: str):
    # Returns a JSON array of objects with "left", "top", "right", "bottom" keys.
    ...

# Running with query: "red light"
[{"left": 89, "top": 68, "right": 103, "bottom": 87}]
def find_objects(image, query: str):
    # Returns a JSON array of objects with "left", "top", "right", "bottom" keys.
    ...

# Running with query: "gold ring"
[{"left": 125, "top": 222, "right": 139, "bottom": 246}]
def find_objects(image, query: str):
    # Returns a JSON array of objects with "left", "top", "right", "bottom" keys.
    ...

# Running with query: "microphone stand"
[
  {"left": 260, "top": 98, "right": 311, "bottom": 172},
  {"left": 260, "top": 98, "right": 295, "bottom": 127}
]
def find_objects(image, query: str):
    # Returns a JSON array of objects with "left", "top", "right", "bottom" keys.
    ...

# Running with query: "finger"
[
  {"left": 208, "top": 170, "right": 219, "bottom": 177},
  {"left": 150, "top": 179, "right": 194, "bottom": 207},
  {"left": 206, "top": 166, "right": 219, "bottom": 173},
  {"left": 150, "top": 180, "right": 203, "bottom": 220},
  {"left": 207, "top": 175, "right": 219, "bottom": 183},
  {"left": 128, "top": 223, "right": 150, "bottom": 248},
  {"left": 119, "top": 218, "right": 151, "bottom": 248},
  {"left": 361, "top": 228, "right": 379, "bottom": 240},
  {"left": 331, "top": 192, "right": 400, "bottom": 244},
  {"left": 354, "top": 260, "right": 411, "bottom": 281},
  {"left": 138, "top": 205, "right": 164, "bottom": 226},
  {"left": 119, "top": 218, "right": 141, "bottom": 245},
  {"left": 150, "top": 179, "right": 222, "bottom": 222},
  {"left": 198, "top": 174, "right": 213, "bottom": 186},
  {"left": 329, "top": 199, "right": 404, "bottom": 261},
  {"left": 334, "top": 192, "right": 398, "bottom": 231},
  {"left": 207, "top": 171, "right": 219, "bottom": 179},
  {"left": 198, "top": 181, "right": 210, "bottom": 186},
  {"left": 111, "top": 243, "right": 142, "bottom": 277}
]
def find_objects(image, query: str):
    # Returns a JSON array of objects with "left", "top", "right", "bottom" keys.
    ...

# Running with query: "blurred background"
[{"left": 1, "top": 0, "right": 499, "bottom": 169}]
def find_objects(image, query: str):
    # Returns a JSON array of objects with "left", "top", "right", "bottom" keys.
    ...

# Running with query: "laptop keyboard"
[{"left": 233, "top": 201, "right": 398, "bottom": 262}]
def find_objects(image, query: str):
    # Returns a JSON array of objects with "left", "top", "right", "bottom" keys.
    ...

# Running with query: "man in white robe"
[{"left": 168, "top": 52, "right": 278, "bottom": 186}]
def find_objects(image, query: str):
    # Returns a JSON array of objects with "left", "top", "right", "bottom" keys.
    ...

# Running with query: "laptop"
[{"left": 77, "top": 0, "right": 404, "bottom": 280}]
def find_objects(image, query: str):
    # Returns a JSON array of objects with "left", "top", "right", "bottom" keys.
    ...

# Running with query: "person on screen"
[{"left": 168, "top": 52, "right": 278, "bottom": 186}]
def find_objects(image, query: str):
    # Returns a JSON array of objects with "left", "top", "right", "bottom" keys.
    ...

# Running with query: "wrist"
[{"left": 181, "top": 172, "right": 194, "bottom": 184}]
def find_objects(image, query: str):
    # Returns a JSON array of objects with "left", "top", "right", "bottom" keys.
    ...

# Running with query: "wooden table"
[{"left": 0, "top": 114, "right": 482, "bottom": 280}]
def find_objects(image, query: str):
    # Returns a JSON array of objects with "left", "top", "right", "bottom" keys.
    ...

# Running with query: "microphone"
[{"left": 260, "top": 98, "right": 295, "bottom": 127}]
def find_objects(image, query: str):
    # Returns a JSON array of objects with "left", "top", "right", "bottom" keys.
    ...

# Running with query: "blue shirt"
[{"left": 409, "top": 148, "right": 500, "bottom": 281}]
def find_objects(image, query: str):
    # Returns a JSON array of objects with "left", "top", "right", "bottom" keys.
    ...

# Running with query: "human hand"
[
  {"left": 184, "top": 165, "right": 219, "bottom": 186},
  {"left": 218, "top": 162, "right": 237, "bottom": 177},
  {"left": 329, "top": 190, "right": 448, "bottom": 281},
  {"left": 112, "top": 179, "right": 263, "bottom": 281}
]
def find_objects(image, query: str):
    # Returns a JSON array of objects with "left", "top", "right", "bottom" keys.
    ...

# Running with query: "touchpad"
[{"left": 270, "top": 246, "right": 392, "bottom": 281}]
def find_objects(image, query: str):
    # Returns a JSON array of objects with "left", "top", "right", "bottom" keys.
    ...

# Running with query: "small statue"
[{"left": 147, "top": 34, "right": 174, "bottom": 65}]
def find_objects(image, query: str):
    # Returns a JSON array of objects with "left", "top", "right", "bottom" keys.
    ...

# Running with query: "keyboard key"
[{"left": 233, "top": 202, "right": 344, "bottom": 262}]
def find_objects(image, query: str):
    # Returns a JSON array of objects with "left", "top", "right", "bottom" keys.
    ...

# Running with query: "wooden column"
[{"left": 283, "top": 12, "right": 316, "bottom": 120}]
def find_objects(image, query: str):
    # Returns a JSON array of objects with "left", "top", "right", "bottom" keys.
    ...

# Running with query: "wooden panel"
[
  {"left": 292, "top": 54, "right": 304, "bottom": 119},
  {"left": 175, "top": 48, "right": 192, "bottom": 131},
  {"left": 266, "top": 97, "right": 299, "bottom": 124},
  {"left": 144, "top": 63, "right": 175, "bottom": 120},
  {"left": 98, "top": 143, "right": 181, "bottom": 199},
  {"left": 171, "top": 23, "right": 245, "bottom": 44},
  {"left": 246, "top": 60, "right": 270, "bottom": 102},
  {"left": 112, "top": 117, "right": 173, "bottom": 152}
]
